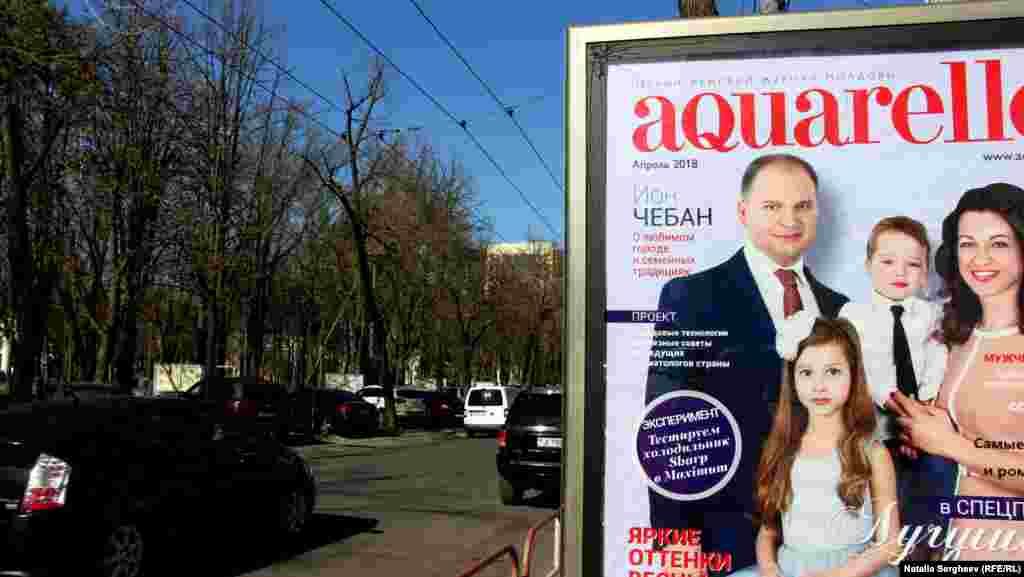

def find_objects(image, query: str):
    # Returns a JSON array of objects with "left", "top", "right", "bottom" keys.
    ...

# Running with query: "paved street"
[{"left": 170, "top": 429, "right": 560, "bottom": 577}]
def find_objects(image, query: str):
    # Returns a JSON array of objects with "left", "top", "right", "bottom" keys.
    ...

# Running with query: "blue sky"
[{"left": 63, "top": 0, "right": 927, "bottom": 244}]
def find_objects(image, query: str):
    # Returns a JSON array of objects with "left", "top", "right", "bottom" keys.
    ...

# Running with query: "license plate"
[
  {"left": 257, "top": 412, "right": 274, "bottom": 418},
  {"left": 469, "top": 410, "right": 485, "bottom": 415},
  {"left": 537, "top": 437, "right": 562, "bottom": 448}
]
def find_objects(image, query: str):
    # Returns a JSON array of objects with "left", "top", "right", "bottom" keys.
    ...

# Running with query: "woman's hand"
[
  {"left": 886, "top": 391, "right": 958, "bottom": 458},
  {"left": 899, "top": 443, "right": 919, "bottom": 460}
]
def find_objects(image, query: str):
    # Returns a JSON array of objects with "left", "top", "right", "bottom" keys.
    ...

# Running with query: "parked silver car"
[{"left": 356, "top": 386, "right": 428, "bottom": 423}]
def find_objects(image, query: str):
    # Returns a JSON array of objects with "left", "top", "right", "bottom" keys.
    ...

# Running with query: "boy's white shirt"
[{"left": 839, "top": 293, "right": 948, "bottom": 438}]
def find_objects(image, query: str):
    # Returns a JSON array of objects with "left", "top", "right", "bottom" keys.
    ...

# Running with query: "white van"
[{"left": 463, "top": 384, "right": 520, "bottom": 437}]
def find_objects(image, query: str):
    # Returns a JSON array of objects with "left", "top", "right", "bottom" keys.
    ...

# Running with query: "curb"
[
  {"left": 297, "top": 429, "right": 467, "bottom": 453},
  {"left": 339, "top": 429, "right": 464, "bottom": 446}
]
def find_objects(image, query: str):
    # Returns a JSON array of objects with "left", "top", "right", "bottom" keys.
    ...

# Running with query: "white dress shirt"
[
  {"left": 743, "top": 235, "right": 821, "bottom": 329},
  {"left": 839, "top": 293, "right": 948, "bottom": 439}
]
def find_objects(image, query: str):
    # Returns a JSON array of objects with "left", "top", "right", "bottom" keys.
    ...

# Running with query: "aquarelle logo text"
[{"left": 632, "top": 60, "right": 1024, "bottom": 153}]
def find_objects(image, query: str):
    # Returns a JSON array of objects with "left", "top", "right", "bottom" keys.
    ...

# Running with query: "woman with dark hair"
[{"left": 890, "top": 182, "right": 1024, "bottom": 561}]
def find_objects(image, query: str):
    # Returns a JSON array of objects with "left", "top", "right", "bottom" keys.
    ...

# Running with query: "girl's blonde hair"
[{"left": 755, "top": 318, "right": 877, "bottom": 528}]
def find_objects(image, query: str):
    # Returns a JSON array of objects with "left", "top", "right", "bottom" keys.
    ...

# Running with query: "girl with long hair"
[{"left": 729, "top": 316, "right": 900, "bottom": 577}]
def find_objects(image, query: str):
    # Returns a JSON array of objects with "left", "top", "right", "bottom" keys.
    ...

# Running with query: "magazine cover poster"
[{"left": 604, "top": 47, "right": 1024, "bottom": 577}]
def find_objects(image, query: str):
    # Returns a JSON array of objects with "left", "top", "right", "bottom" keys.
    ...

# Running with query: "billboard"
[{"left": 565, "top": 3, "right": 1024, "bottom": 577}]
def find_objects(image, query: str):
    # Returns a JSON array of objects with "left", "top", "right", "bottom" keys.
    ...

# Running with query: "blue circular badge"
[{"left": 635, "top": 390, "right": 741, "bottom": 501}]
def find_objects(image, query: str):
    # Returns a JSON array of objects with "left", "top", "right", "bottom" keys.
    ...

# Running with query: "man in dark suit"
[{"left": 645, "top": 154, "right": 848, "bottom": 573}]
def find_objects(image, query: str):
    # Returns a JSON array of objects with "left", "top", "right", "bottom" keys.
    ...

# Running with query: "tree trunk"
[
  {"left": 352, "top": 226, "right": 394, "bottom": 431},
  {"left": 245, "top": 287, "right": 266, "bottom": 379},
  {"left": 101, "top": 265, "right": 121, "bottom": 384},
  {"left": 5, "top": 87, "right": 35, "bottom": 401},
  {"left": 296, "top": 304, "right": 308, "bottom": 392},
  {"left": 204, "top": 295, "right": 218, "bottom": 396},
  {"left": 193, "top": 307, "right": 206, "bottom": 366},
  {"left": 678, "top": 0, "right": 718, "bottom": 17},
  {"left": 461, "top": 346, "right": 472, "bottom": 391},
  {"left": 114, "top": 302, "right": 139, "bottom": 390},
  {"left": 82, "top": 322, "right": 97, "bottom": 381},
  {"left": 114, "top": 267, "right": 141, "bottom": 391}
]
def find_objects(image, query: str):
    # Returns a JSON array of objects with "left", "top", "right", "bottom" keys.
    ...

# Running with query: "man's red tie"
[{"left": 774, "top": 269, "right": 804, "bottom": 318}]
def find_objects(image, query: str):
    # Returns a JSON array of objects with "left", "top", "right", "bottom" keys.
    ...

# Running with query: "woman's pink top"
[{"left": 935, "top": 326, "right": 1024, "bottom": 560}]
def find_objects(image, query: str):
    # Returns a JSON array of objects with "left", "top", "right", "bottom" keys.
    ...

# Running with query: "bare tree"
[
  {"left": 101, "top": 6, "right": 186, "bottom": 389},
  {"left": 372, "top": 142, "right": 480, "bottom": 390},
  {"left": 172, "top": 0, "right": 279, "bottom": 393},
  {"left": 2, "top": 1, "right": 102, "bottom": 399},
  {"left": 235, "top": 95, "right": 318, "bottom": 382},
  {"left": 304, "top": 60, "right": 402, "bottom": 430}
]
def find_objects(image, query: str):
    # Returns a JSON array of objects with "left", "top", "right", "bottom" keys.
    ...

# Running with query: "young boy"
[{"left": 840, "top": 216, "right": 952, "bottom": 558}]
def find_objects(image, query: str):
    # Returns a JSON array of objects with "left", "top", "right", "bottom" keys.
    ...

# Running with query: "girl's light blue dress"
[{"left": 727, "top": 448, "right": 899, "bottom": 577}]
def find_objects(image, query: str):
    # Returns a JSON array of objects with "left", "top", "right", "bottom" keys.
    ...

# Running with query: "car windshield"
[
  {"left": 510, "top": 394, "right": 562, "bottom": 419},
  {"left": 467, "top": 389, "right": 503, "bottom": 406}
]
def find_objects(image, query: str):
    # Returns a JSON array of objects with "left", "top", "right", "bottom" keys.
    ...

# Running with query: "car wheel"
[
  {"left": 499, "top": 477, "right": 522, "bottom": 506},
  {"left": 278, "top": 486, "right": 310, "bottom": 537},
  {"left": 96, "top": 522, "right": 145, "bottom": 577}
]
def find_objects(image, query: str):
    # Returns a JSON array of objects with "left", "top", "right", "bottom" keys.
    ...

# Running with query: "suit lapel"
[
  {"left": 804, "top": 267, "right": 835, "bottom": 317},
  {"left": 728, "top": 250, "right": 784, "bottom": 405},
  {"left": 727, "top": 250, "right": 775, "bottom": 337}
]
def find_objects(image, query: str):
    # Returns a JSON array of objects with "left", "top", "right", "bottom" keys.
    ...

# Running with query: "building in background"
[
  {"left": 486, "top": 240, "right": 557, "bottom": 269},
  {"left": 484, "top": 239, "right": 561, "bottom": 298}
]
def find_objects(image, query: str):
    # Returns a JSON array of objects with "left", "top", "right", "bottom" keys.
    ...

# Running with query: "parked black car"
[
  {"left": 184, "top": 377, "right": 311, "bottom": 440},
  {"left": 396, "top": 389, "right": 463, "bottom": 429},
  {"left": 495, "top": 390, "right": 562, "bottom": 505},
  {"left": 314, "top": 390, "right": 379, "bottom": 436},
  {"left": 46, "top": 381, "right": 135, "bottom": 401},
  {"left": 0, "top": 396, "right": 316, "bottom": 577}
]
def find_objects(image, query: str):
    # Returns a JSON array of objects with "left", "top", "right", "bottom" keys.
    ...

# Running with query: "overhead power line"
[
  {"left": 314, "top": 0, "right": 562, "bottom": 240},
  {"left": 170, "top": 0, "right": 422, "bottom": 140},
  {"left": 406, "top": 0, "right": 565, "bottom": 199},
  {"left": 116, "top": 0, "right": 554, "bottom": 243},
  {"left": 176, "top": 0, "right": 343, "bottom": 118},
  {"left": 119, "top": 0, "right": 347, "bottom": 142}
]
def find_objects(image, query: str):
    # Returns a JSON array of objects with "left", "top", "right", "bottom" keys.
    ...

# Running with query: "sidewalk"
[{"left": 242, "top": 427, "right": 542, "bottom": 577}]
